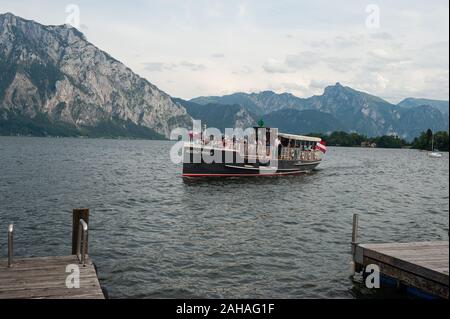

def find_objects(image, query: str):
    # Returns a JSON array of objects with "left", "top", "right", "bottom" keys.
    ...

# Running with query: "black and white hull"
[{"left": 182, "top": 146, "right": 321, "bottom": 177}]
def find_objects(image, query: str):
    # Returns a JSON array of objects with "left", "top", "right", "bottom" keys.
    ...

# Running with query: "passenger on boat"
[
  {"left": 276, "top": 138, "right": 282, "bottom": 159},
  {"left": 244, "top": 140, "right": 248, "bottom": 157}
]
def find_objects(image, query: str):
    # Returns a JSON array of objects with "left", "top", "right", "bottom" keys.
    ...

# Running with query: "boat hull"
[
  {"left": 428, "top": 152, "right": 442, "bottom": 158},
  {"left": 182, "top": 146, "right": 321, "bottom": 177}
]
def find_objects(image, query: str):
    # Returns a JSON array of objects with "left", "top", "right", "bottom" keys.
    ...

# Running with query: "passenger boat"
[{"left": 182, "top": 127, "right": 326, "bottom": 177}]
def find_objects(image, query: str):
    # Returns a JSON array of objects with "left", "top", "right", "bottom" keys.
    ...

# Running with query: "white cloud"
[
  {"left": 179, "top": 61, "right": 207, "bottom": 71},
  {"left": 238, "top": 3, "right": 247, "bottom": 17},
  {"left": 280, "top": 82, "right": 308, "bottom": 95},
  {"left": 369, "top": 32, "right": 394, "bottom": 41},
  {"left": 285, "top": 52, "right": 322, "bottom": 70},
  {"left": 143, "top": 61, "right": 206, "bottom": 72},
  {"left": 232, "top": 65, "right": 253, "bottom": 75},
  {"left": 143, "top": 62, "right": 175, "bottom": 72},
  {"left": 262, "top": 58, "right": 292, "bottom": 74},
  {"left": 1, "top": 0, "right": 448, "bottom": 101},
  {"left": 309, "top": 79, "right": 330, "bottom": 90}
]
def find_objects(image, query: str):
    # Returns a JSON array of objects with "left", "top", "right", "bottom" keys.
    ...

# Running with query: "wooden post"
[
  {"left": 72, "top": 208, "right": 89, "bottom": 255},
  {"left": 351, "top": 213, "right": 359, "bottom": 254}
]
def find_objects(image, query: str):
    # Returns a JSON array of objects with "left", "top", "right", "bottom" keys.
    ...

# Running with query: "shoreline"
[{"left": 1, "top": 134, "right": 448, "bottom": 152}]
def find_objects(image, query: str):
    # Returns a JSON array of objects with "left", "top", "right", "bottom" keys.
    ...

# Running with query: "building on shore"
[{"left": 361, "top": 141, "right": 377, "bottom": 148}]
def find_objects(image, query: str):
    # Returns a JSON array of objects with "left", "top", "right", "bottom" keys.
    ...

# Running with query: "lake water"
[{"left": 0, "top": 137, "right": 448, "bottom": 298}]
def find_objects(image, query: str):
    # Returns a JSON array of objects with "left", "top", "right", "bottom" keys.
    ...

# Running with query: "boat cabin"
[{"left": 277, "top": 133, "right": 322, "bottom": 161}]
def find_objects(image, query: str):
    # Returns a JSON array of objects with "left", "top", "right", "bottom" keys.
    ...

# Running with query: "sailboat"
[{"left": 428, "top": 131, "right": 442, "bottom": 158}]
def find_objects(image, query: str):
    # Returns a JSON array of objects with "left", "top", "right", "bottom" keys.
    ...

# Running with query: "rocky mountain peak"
[
  {"left": 0, "top": 12, "right": 192, "bottom": 138},
  {"left": 323, "top": 82, "right": 349, "bottom": 96},
  {"left": 0, "top": 12, "right": 16, "bottom": 22}
]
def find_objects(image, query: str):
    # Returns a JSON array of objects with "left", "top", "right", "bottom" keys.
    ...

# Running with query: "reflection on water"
[{"left": 0, "top": 137, "right": 448, "bottom": 298}]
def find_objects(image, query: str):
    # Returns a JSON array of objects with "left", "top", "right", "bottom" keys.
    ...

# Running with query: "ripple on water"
[{"left": 0, "top": 138, "right": 448, "bottom": 299}]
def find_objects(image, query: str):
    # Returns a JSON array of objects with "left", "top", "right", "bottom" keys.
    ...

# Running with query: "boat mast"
[{"left": 431, "top": 130, "right": 434, "bottom": 151}]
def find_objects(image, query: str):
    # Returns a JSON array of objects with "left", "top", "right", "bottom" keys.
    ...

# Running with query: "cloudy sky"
[{"left": 1, "top": 0, "right": 449, "bottom": 103}]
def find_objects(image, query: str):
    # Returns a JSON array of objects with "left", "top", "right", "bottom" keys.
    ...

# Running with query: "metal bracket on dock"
[
  {"left": 8, "top": 224, "right": 13, "bottom": 267},
  {"left": 76, "top": 219, "right": 88, "bottom": 266}
]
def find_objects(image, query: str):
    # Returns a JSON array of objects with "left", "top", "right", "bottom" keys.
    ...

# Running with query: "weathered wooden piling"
[{"left": 351, "top": 213, "right": 359, "bottom": 254}]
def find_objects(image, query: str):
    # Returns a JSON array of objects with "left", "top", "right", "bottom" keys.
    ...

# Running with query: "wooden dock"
[
  {"left": 0, "top": 255, "right": 104, "bottom": 299},
  {"left": 351, "top": 215, "right": 449, "bottom": 299},
  {"left": 0, "top": 209, "right": 105, "bottom": 299}
]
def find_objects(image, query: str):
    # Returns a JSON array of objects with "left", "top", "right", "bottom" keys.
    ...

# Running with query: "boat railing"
[
  {"left": 280, "top": 149, "right": 321, "bottom": 161},
  {"left": 185, "top": 140, "right": 322, "bottom": 162},
  {"left": 185, "top": 140, "right": 240, "bottom": 151}
]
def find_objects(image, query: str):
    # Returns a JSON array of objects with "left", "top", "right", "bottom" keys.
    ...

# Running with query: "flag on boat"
[{"left": 316, "top": 140, "right": 327, "bottom": 153}]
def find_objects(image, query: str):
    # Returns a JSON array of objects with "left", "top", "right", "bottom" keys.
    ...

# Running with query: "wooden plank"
[
  {"left": 0, "top": 280, "right": 101, "bottom": 293},
  {"left": 0, "top": 284, "right": 102, "bottom": 297},
  {"left": 0, "top": 255, "right": 84, "bottom": 269},
  {"left": 0, "top": 255, "right": 104, "bottom": 299},
  {"left": 373, "top": 245, "right": 450, "bottom": 252},
  {"left": 0, "top": 273, "right": 99, "bottom": 288},
  {"left": 370, "top": 248, "right": 449, "bottom": 257},
  {"left": 0, "top": 255, "right": 92, "bottom": 267},
  {"left": 362, "top": 251, "right": 449, "bottom": 262},
  {"left": 0, "top": 287, "right": 104, "bottom": 299},
  {"left": 374, "top": 254, "right": 448, "bottom": 269},
  {"left": 360, "top": 241, "right": 449, "bottom": 250},
  {"left": 0, "top": 256, "right": 95, "bottom": 278},
  {"left": 0, "top": 264, "right": 92, "bottom": 275}
]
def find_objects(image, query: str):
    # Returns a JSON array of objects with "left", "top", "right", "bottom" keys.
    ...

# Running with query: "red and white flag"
[{"left": 316, "top": 140, "right": 327, "bottom": 153}]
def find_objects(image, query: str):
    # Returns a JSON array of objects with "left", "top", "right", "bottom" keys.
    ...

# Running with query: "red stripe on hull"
[{"left": 182, "top": 171, "right": 303, "bottom": 177}]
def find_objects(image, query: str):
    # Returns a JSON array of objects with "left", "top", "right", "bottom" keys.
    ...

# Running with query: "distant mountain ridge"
[
  {"left": 190, "top": 83, "right": 449, "bottom": 140},
  {"left": 191, "top": 91, "right": 307, "bottom": 116},
  {"left": 263, "top": 109, "right": 346, "bottom": 134},
  {"left": 398, "top": 98, "right": 449, "bottom": 115},
  {"left": 173, "top": 98, "right": 256, "bottom": 131},
  {"left": 0, "top": 12, "right": 191, "bottom": 138}
]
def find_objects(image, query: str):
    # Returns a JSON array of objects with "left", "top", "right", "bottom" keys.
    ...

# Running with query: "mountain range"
[
  {"left": 187, "top": 84, "right": 449, "bottom": 140},
  {"left": 397, "top": 98, "right": 449, "bottom": 115},
  {"left": 0, "top": 13, "right": 448, "bottom": 141}
]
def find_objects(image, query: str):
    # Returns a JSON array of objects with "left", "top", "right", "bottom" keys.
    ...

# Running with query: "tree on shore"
[
  {"left": 309, "top": 131, "right": 408, "bottom": 148},
  {"left": 412, "top": 131, "right": 449, "bottom": 152}
]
